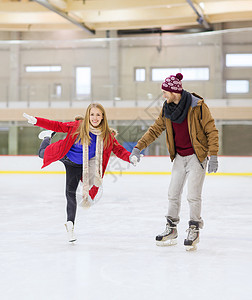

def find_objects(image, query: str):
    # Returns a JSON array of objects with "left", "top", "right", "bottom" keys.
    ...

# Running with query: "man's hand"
[
  {"left": 129, "top": 148, "right": 143, "bottom": 166},
  {"left": 208, "top": 155, "right": 218, "bottom": 173}
]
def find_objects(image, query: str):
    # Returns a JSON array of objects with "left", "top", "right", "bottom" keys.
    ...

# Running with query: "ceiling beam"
[
  {"left": 0, "top": 23, "right": 79, "bottom": 31},
  {"left": 0, "top": 2, "right": 48, "bottom": 12},
  {"left": 0, "top": 12, "right": 69, "bottom": 24},
  {"left": 209, "top": 11, "right": 252, "bottom": 23},
  {"left": 186, "top": 0, "right": 211, "bottom": 29},
  {"left": 88, "top": 16, "right": 199, "bottom": 31},
  {"left": 72, "top": 6, "right": 196, "bottom": 23},
  {"left": 204, "top": 1, "right": 252, "bottom": 14},
  {"left": 67, "top": 0, "right": 186, "bottom": 11},
  {"left": 33, "top": 0, "right": 95, "bottom": 34},
  {"left": 67, "top": 0, "right": 252, "bottom": 11}
]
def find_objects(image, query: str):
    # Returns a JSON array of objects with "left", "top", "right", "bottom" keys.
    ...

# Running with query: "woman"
[{"left": 23, "top": 103, "right": 136, "bottom": 242}]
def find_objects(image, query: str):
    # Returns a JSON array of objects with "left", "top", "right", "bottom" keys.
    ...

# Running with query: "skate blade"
[
  {"left": 156, "top": 239, "right": 177, "bottom": 247},
  {"left": 185, "top": 245, "right": 197, "bottom": 251},
  {"left": 69, "top": 239, "right": 77, "bottom": 243}
]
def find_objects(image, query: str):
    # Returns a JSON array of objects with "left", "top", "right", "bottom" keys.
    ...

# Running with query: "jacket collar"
[{"left": 191, "top": 93, "right": 204, "bottom": 108}]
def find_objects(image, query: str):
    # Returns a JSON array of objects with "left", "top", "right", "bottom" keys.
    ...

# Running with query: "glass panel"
[
  {"left": 76, "top": 67, "right": 91, "bottom": 96},
  {"left": 25, "top": 66, "right": 62, "bottom": 72},
  {"left": 135, "top": 68, "right": 146, "bottom": 82},
  {"left": 151, "top": 67, "right": 209, "bottom": 81},
  {"left": 226, "top": 54, "right": 252, "bottom": 67},
  {"left": 181, "top": 68, "right": 209, "bottom": 80},
  {"left": 152, "top": 68, "right": 179, "bottom": 81},
  {"left": 226, "top": 80, "right": 249, "bottom": 93},
  {"left": 54, "top": 84, "right": 62, "bottom": 97}
]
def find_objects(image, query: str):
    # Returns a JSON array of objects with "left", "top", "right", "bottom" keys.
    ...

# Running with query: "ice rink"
[{"left": 0, "top": 157, "right": 252, "bottom": 300}]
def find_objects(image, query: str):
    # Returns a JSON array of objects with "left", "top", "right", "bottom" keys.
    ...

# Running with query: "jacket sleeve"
[
  {"left": 35, "top": 117, "right": 76, "bottom": 133},
  {"left": 135, "top": 110, "right": 166, "bottom": 150},
  {"left": 112, "top": 138, "right": 131, "bottom": 163},
  {"left": 201, "top": 103, "right": 219, "bottom": 156}
]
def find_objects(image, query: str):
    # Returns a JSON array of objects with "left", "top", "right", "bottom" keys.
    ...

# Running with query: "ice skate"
[
  {"left": 65, "top": 221, "right": 77, "bottom": 243},
  {"left": 156, "top": 218, "right": 178, "bottom": 246},
  {"left": 38, "top": 130, "right": 56, "bottom": 140},
  {"left": 184, "top": 221, "right": 199, "bottom": 251}
]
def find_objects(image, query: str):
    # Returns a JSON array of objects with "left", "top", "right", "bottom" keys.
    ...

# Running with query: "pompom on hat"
[{"left": 161, "top": 73, "right": 183, "bottom": 94}]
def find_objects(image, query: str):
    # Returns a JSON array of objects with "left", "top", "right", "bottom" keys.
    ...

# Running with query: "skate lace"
[
  {"left": 186, "top": 227, "right": 198, "bottom": 240},
  {"left": 161, "top": 224, "right": 173, "bottom": 235}
]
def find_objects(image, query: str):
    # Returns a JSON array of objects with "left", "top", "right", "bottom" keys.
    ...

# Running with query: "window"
[
  {"left": 226, "top": 54, "right": 252, "bottom": 67},
  {"left": 76, "top": 67, "right": 91, "bottom": 96},
  {"left": 135, "top": 68, "right": 146, "bottom": 82},
  {"left": 25, "top": 66, "right": 61, "bottom": 72},
  {"left": 54, "top": 84, "right": 62, "bottom": 98},
  {"left": 151, "top": 67, "right": 209, "bottom": 81},
  {"left": 226, "top": 80, "right": 249, "bottom": 93}
]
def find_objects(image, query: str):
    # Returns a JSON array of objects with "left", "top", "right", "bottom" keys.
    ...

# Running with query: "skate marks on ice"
[{"left": 0, "top": 174, "right": 252, "bottom": 300}]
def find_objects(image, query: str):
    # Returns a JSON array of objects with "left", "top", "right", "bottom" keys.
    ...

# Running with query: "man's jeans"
[{"left": 167, "top": 154, "right": 207, "bottom": 229}]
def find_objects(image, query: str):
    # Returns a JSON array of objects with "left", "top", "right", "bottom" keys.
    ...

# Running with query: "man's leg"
[
  {"left": 156, "top": 154, "right": 187, "bottom": 246},
  {"left": 167, "top": 154, "right": 187, "bottom": 223},
  {"left": 186, "top": 154, "right": 207, "bottom": 229}
]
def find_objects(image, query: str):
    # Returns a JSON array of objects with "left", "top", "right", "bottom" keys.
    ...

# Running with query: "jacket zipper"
[{"left": 189, "top": 109, "right": 204, "bottom": 169}]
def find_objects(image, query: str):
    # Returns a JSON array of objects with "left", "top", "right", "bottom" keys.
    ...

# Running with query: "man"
[{"left": 130, "top": 73, "right": 219, "bottom": 251}]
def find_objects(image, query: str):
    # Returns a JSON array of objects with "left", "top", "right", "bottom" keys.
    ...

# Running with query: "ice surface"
[{"left": 0, "top": 172, "right": 252, "bottom": 300}]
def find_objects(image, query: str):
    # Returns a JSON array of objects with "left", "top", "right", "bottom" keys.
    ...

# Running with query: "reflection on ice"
[{"left": 0, "top": 173, "right": 252, "bottom": 300}]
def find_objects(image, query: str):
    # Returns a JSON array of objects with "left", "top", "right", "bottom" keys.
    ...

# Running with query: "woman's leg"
[
  {"left": 38, "top": 137, "right": 51, "bottom": 159},
  {"left": 63, "top": 163, "right": 82, "bottom": 224},
  {"left": 38, "top": 131, "right": 56, "bottom": 159}
]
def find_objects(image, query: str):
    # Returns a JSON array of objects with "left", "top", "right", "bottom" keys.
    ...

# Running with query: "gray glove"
[
  {"left": 208, "top": 155, "right": 218, "bottom": 173},
  {"left": 129, "top": 148, "right": 141, "bottom": 166}
]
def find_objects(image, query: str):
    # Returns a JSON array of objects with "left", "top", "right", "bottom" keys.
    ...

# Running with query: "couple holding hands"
[{"left": 23, "top": 73, "right": 218, "bottom": 251}]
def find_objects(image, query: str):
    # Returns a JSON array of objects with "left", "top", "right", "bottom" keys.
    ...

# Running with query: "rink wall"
[{"left": 0, "top": 155, "right": 251, "bottom": 176}]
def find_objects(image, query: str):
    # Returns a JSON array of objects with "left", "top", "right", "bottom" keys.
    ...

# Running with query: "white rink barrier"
[{"left": 0, "top": 155, "right": 251, "bottom": 176}]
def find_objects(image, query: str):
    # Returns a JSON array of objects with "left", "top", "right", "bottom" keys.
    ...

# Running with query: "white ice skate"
[
  {"left": 38, "top": 130, "right": 55, "bottom": 140},
  {"left": 65, "top": 221, "right": 77, "bottom": 243},
  {"left": 184, "top": 222, "right": 199, "bottom": 251},
  {"left": 156, "top": 219, "right": 178, "bottom": 246}
]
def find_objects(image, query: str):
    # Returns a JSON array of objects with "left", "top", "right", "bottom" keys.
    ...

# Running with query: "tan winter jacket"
[{"left": 136, "top": 93, "right": 219, "bottom": 163}]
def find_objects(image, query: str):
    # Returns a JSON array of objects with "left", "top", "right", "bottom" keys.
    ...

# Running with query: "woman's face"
[{"left": 89, "top": 107, "right": 103, "bottom": 127}]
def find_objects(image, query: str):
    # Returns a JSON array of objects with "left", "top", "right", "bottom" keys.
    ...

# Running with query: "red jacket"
[{"left": 35, "top": 117, "right": 131, "bottom": 199}]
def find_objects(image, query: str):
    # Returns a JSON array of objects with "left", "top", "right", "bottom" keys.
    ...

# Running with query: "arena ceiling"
[{"left": 0, "top": 0, "right": 252, "bottom": 35}]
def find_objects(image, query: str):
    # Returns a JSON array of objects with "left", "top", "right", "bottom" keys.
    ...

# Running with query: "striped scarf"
[{"left": 81, "top": 126, "right": 103, "bottom": 208}]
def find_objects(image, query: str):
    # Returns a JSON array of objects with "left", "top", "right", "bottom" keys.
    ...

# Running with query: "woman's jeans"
[{"left": 38, "top": 138, "right": 95, "bottom": 224}]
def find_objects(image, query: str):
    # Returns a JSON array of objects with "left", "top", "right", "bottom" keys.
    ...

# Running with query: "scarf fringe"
[{"left": 82, "top": 126, "right": 103, "bottom": 207}]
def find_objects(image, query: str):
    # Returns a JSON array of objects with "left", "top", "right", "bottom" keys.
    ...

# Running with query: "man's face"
[{"left": 162, "top": 90, "right": 175, "bottom": 103}]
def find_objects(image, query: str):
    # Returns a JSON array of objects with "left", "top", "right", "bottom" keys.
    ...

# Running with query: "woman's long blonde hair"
[{"left": 73, "top": 103, "right": 112, "bottom": 148}]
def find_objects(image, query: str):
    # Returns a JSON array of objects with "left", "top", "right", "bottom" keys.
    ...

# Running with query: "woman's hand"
[{"left": 23, "top": 113, "right": 37, "bottom": 125}]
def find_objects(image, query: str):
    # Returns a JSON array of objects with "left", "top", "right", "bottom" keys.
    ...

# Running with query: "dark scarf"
[{"left": 162, "top": 90, "right": 192, "bottom": 124}]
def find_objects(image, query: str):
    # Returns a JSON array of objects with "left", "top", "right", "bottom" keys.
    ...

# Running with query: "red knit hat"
[{"left": 161, "top": 73, "right": 183, "bottom": 94}]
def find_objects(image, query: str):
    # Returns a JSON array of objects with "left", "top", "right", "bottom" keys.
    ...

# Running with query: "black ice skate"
[
  {"left": 156, "top": 218, "right": 178, "bottom": 246},
  {"left": 184, "top": 221, "right": 199, "bottom": 251}
]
